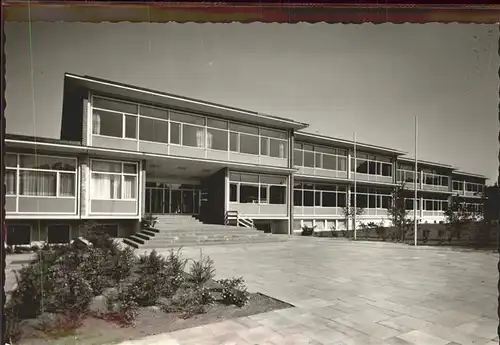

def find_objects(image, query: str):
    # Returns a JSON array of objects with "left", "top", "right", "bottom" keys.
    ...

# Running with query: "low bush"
[
  {"left": 187, "top": 252, "right": 216, "bottom": 287},
  {"left": 103, "top": 288, "right": 139, "bottom": 326},
  {"left": 35, "top": 312, "right": 85, "bottom": 338},
  {"left": 218, "top": 277, "right": 250, "bottom": 307},
  {"left": 141, "top": 213, "right": 158, "bottom": 229},
  {"left": 301, "top": 225, "right": 316, "bottom": 236},
  {"left": 43, "top": 265, "right": 94, "bottom": 314},
  {"left": 78, "top": 248, "right": 112, "bottom": 295},
  {"left": 138, "top": 250, "right": 166, "bottom": 275},
  {"left": 164, "top": 248, "right": 188, "bottom": 291},
  {"left": 108, "top": 247, "right": 135, "bottom": 284},
  {"left": 162, "top": 286, "right": 213, "bottom": 319}
]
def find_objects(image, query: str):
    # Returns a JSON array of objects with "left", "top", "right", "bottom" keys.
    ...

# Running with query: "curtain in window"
[
  {"left": 92, "top": 112, "right": 101, "bottom": 135},
  {"left": 196, "top": 128, "right": 205, "bottom": 148},
  {"left": 206, "top": 131, "right": 213, "bottom": 149},
  {"left": 5, "top": 170, "right": 16, "bottom": 195},
  {"left": 20, "top": 171, "right": 56, "bottom": 196},
  {"left": 279, "top": 142, "right": 285, "bottom": 158},
  {"left": 59, "top": 173, "right": 75, "bottom": 196},
  {"left": 91, "top": 173, "right": 121, "bottom": 199},
  {"left": 123, "top": 176, "right": 136, "bottom": 199}
]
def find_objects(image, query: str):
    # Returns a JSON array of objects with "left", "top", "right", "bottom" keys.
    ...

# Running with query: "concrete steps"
[{"left": 124, "top": 215, "right": 286, "bottom": 249}]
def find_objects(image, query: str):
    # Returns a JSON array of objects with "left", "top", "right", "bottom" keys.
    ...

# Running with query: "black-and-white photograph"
[{"left": 2, "top": 4, "right": 499, "bottom": 345}]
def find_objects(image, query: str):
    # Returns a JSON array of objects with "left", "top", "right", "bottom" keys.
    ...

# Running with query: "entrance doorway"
[{"left": 145, "top": 183, "right": 201, "bottom": 215}]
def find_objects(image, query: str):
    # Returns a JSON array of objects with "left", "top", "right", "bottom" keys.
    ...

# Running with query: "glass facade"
[
  {"left": 294, "top": 142, "right": 348, "bottom": 172},
  {"left": 91, "top": 95, "right": 288, "bottom": 159}
]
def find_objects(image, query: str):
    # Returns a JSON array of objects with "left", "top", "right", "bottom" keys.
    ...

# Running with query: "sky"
[{"left": 5, "top": 22, "right": 499, "bottom": 183}]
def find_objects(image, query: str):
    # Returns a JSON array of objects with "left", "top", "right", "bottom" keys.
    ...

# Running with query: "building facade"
[{"left": 4, "top": 74, "right": 487, "bottom": 245}]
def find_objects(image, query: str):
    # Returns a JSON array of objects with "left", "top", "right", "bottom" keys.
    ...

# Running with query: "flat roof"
[
  {"left": 65, "top": 73, "right": 309, "bottom": 131},
  {"left": 452, "top": 171, "right": 488, "bottom": 180},
  {"left": 295, "top": 131, "right": 407, "bottom": 156},
  {"left": 398, "top": 156, "right": 455, "bottom": 170}
]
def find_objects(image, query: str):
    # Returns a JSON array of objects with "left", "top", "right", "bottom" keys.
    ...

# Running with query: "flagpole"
[
  {"left": 353, "top": 132, "right": 357, "bottom": 241},
  {"left": 414, "top": 116, "right": 418, "bottom": 246}
]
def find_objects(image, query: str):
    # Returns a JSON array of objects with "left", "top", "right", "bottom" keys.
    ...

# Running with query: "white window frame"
[
  {"left": 293, "top": 143, "right": 348, "bottom": 172},
  {"left": 89, "top": 158, "right": 139, "bottom": 201},
  {"left": 351, "top": 187, "right": 391, "bottom": 210},
  {"left": 229, "top": 173, "right": 287, "bottom": 205},
  {"left": 294, "top": 182, "right": 348, "bottom": 208},
  {"left": 91, "top": 95, "right": 139, "bottom": 142},
  {"left": 422, "top": 172, "right": 449, "bottom": 187},
  {"left": 7, "top": 153, "right": 78, "bottom": 199}
]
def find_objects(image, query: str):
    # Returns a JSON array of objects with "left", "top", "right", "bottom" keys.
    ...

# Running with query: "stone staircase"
[{"left": 123, "top": 215, "right": 287, "bottom": 249}]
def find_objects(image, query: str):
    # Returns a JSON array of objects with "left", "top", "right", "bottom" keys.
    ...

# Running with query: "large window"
[
  {"left": 7, "top": 225, "right": 31, "bottom": 245},
  {"left": 6, "top": 153, "right": 77, "bottom": 197},
  {"left": 423, "top": 199, "right": 448, "bottom": 212},
  {"left": 47, "top": 224, "right": 71, "bottom": 244},
  {"left": 91, "top": 96, "right": 288, "bottom": 158},
  {"left": 422, "top": 171, "right": 449, "bottom": 187},
  {"left": 452, "top": 180, "right": 463, "bottom": 191},
  {"left": 294, "top": 182, "right": 347, "bottom": 208},
  {"left": 229, "top": 172, "right": 287, "bottom": 204},
  {"left": 92, "top": 97, "right": 138, "bottom": 139},
  {"left": 465, "top": 182, "right": 484, "bottom": 194},
  {"left": 397, "top": 169, "right": 419, "bottom": 184},
  {"left": 351, "top": 152, "right": 392, "bottom": 177},
  {"left": 350, "top": 187, "right": 391, "bottom": 209},
  {"left": 90, "top": 160, "right": 138, "bottom": 200},
  {"left": 294, "top": 143, "right": 347, "bottom": 171}
]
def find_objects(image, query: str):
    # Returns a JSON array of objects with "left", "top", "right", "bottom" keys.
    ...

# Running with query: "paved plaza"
[
  {"left": 5, "top": 238, "right": 498, "bottom": 344},
  {"left": 115, "top": 238, "right": 499, "bottom": 345}
]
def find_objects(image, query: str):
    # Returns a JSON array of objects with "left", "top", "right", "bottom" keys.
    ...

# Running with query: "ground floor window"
[
  {"left": 229, "top": 172, "right": 287, "bottom": 205},
  {"left": 7, "top": 225, "right": 31, "bottom": 245},
  {"left": 47, "top": 224, "right": 71, "bottom": 244}
]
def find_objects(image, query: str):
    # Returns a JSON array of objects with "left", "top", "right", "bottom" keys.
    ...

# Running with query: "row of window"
[
  {"left": 403, "top": 198, "right": 449, "bottom": 211},
  {"left": 351, "top": 159, "right": 393, "bottom": 177},
  {"left": 6, "top": 224, "right": 118, "bottom": 246},
  {"left": 6, "top": 154, "right": 77, "bottom": 197},
  {"left": 92, "top": 96, "right": 288, "bottom": 159},
  {"left": 229, "top": 172, "right": 287, "bottom": 204},
  {"left": 5, "top": 154, "right": 139, "bottom": 201}
]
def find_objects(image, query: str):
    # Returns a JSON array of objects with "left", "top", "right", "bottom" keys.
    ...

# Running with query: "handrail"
[{"left": 224, "top": 210, "right": 254, "bottom": 228}]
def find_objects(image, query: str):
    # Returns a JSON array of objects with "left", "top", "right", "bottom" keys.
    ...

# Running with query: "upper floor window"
[
  {"left": 351, "top": 152, "right": 392, "bottom": 177},
  {"left": 422, "top": 172, "right": 449, "bottom": 187},
  {"left": 90, "top": 95, "right": 288, "bottom": 159},
  {"left": 452, "top": 180, "right": 463, "bottom": 191},
  {"left": 90, "top": 160, "right": 138, "bottom": 200},
  {"left": 294, "top": 143, "right": 348, "bottom": 172},
  {"left": 6, "top": 153, "right": 77, "bottom": 197},
  {"left": 465, "top": 182, "right": 484, "bottom": 194}
]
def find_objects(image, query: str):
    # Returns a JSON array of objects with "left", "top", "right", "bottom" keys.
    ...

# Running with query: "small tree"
[
  {"left": 386, "top": 183, "right": 412, "bottom": 242},
  {"left": 341, "top": 205, "right": 364, "bottom": 238},
  {"left": 444, "top": 194, "right": 479, "bottom": 241}
]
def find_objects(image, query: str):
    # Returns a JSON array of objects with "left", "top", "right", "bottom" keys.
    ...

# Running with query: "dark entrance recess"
[{"left": 199, "top": 168, "right": 227, "bottom": 225}]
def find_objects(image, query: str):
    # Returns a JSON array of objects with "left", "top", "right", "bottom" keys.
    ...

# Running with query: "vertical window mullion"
[
  {"left": 56, "top": 171, "right": 60, "bottom": 197},
  {"left": 122, "top": 114, "right": 126, "bottom": 138}
]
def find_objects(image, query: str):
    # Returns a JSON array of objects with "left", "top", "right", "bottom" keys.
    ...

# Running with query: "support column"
[
  {"left": 140, "top": 159, "right": 147, "bottom": 216},
  {"left": 288, "top": 130, "right": 295, "bottom": 235}
]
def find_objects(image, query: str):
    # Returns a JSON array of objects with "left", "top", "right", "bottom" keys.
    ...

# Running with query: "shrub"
[
  {"left": 35, "top": 312, "right": 84, "bottom": 338},
  {"left": 164, "top": 248, "right": 188, "bottom": 291},
  {"left": 103, "top": 288, "right": 139, "bottom": 326},
  {"left": 78, "top": 248, "right": 112, "bottom": 295},
  {"left": 108, "top": 247, "right": 135, "bottom": 283},
  {"left": 141, "top": 214, "right": 158, "bottom": 229},
  {"left": 138, "top": 250, "right": 166, "bottom": 275},
  {"left": 301, "top": 225, "right": 315, "bottom": 236},
  {"left": 10, "top": 260, "right": 50, "bottom": 319},
  {"left": 187, "top": 252, "right": 216, "bottom": 287},
  {"left": 218, "top": 277, "right": 250, "bottom": 307},
  {"left": 127, "top": 274, "right": 163, "bottom": 307},
  {"left": 86, "top": 228, "right": 119, "bottom": 254},
  {"left": 43, "top": 264, "right": 94, "bottom": 314},
  {"left": 5, "top": 303, "right": 22, "bottom": 344},
  {"left": 162, "top": 286, "right": 213, "bottom": 318}
]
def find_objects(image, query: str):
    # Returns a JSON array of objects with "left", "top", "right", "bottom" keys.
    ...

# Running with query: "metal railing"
[{"left": 224, "top": 210, "right": 255, "bottom": 228}]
